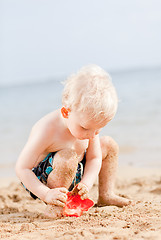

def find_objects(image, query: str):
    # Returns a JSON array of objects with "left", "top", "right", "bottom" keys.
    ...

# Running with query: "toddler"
[{"left": 15, "top": 65, "right": 132, "bottom": 218}]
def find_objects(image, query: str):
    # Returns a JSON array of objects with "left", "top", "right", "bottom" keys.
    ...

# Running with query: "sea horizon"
[{"left": 0, "top": 67, "right": 161, "bottom": 178}]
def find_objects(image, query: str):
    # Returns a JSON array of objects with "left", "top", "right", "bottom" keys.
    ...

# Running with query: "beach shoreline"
[{"left": 0, "top": 165, "right": 161, "bottom": 239}]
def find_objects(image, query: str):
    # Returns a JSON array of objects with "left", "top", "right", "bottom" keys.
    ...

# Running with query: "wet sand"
[{"left": 0, "top": 166, "right": 161, "bottom": 240}]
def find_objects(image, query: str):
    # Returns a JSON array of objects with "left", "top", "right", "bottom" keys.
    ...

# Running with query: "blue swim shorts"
[{"left": 23, "top": 152, "right": 86, "bottom": 200}]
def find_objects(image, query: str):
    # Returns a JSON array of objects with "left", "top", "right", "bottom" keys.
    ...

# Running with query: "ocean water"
[{"left": 0, "top": 68, "right": 161, "bottom": 176}]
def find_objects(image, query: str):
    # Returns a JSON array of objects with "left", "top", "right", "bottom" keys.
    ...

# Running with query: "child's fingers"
[
  {"left": 77, "top": 184, "right": 81, "bottom": 190},
  {"left": 52, "top": 193, "right": 67, "bottom": 206},
  {"left": 70, "top": 183, "right": 89, "bottom": 198},
  {"left": 77, "top": 183, "right": 88, "bottom": 191},
  {"left": 78, "top": 184, "right": 88, "bottom": 194},
  {"left": 52, "top": 199, "right": 66, "bottom": 207},
  {"left": 58, "top": 187, "right": 68, "bottom": 194},
  {"left": 80, "top": 193, "right": 88, "bottom": 200},
  {"left": 58, "top": 193, "right": 67, "bottom": 203},
  {"left": 77, "top": 182, "right": 86, "bottom": 190},
  {"left": 78, "top": 188, "right": 87, "bottom": 196}
]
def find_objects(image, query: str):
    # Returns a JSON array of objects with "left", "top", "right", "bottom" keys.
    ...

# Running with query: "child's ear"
[{"left": 61, "top": 107, "right": 70, "bottom": 118}]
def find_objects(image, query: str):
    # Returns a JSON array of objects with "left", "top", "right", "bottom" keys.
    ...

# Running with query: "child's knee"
[
  {"left": 100, "top": 136, "right": 119, "bottom": 158},
  {"left": 47, "top": 149, "right": 78, "bottom": 189},
  {"left": 53, "top": 149, "right": 78, "bottom": 174},
  {"left": 108, "top": 137, "right": 119, "bottom": 154}
]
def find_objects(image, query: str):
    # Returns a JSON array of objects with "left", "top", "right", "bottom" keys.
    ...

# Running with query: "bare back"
[{"left": 22, "top": 109, "right": 89, "bottom": 169}]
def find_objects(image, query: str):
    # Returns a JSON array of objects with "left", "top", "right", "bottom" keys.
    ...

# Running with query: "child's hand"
[
  {"left": 71, "top": 182, "right": 89, "bottom": 200},
  {"left": 44, "top": 187, "right": 68, "bottom": 207}
]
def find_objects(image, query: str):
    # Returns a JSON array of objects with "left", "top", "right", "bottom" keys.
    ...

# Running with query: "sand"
[{"left": 0, "top": 166, "right": 161, "bottom": 240}]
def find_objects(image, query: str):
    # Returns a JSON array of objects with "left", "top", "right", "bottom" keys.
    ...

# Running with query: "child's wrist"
[{"left": 41, "top": 187, "right": 51, "bottom": 203}]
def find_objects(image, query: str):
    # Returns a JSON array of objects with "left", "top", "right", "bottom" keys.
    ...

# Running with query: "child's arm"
[
  {"left": 15, "top": 123, "right": 68, "bottom": 206},
  {"left": 77, "top": 135, "right": 102, "bottom": 196}
]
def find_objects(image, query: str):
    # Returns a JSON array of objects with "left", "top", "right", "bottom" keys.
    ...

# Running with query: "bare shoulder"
[
  {"left": 32, "top": 110, "right": 60, "bottom": 135},
  {"left": 26, "top": 109, "right": 62, "bottom": 149}
]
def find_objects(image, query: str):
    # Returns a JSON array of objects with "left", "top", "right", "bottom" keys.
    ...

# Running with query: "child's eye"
[{"left": 81, "top": 126, "right": 88, "bottom": 131}]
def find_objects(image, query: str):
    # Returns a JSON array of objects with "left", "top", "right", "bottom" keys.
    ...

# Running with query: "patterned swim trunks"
[{"left": 23, "top": 152, "right": 86, "bottom": 199}]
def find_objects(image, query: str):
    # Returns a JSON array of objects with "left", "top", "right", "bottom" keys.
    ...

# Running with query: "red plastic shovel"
[{"left": 63, "top": 192, "right": 94, "bottom": 217}]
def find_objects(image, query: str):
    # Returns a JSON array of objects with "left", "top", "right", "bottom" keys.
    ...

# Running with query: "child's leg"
[
  {"left": 45, "top": 148, "right": 78, "bottom": 218},
  {"left": 47, "top": 148, "right": 78, "bottom": 189},
  {"left": 97, "top": 136, "right": 132, "bottom": 207}
]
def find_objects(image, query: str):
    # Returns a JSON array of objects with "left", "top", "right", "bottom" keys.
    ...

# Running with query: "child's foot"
[
  {"left": 97, "top": 194, "right": 134, "bottom": 207},
  {"left": 44, "top": 205, "right": 63, "bottom": 218}
]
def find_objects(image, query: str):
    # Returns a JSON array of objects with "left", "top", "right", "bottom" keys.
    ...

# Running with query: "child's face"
[{"left": 66, "top": 111, "right": 109, "bottom": 140}]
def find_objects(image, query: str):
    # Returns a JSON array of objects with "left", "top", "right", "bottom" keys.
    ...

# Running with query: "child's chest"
[{"left": 47, "top": 133, "right": 89, "bottom": 162}]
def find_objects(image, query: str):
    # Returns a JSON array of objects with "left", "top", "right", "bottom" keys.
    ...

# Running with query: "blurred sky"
[{"left": 0, "top": 0, "right": 161, "bottom": 86}]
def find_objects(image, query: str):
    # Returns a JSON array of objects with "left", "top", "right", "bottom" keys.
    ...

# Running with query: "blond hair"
[{"left": 62, "top": 64, "right": 118, "bottom": 122}]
